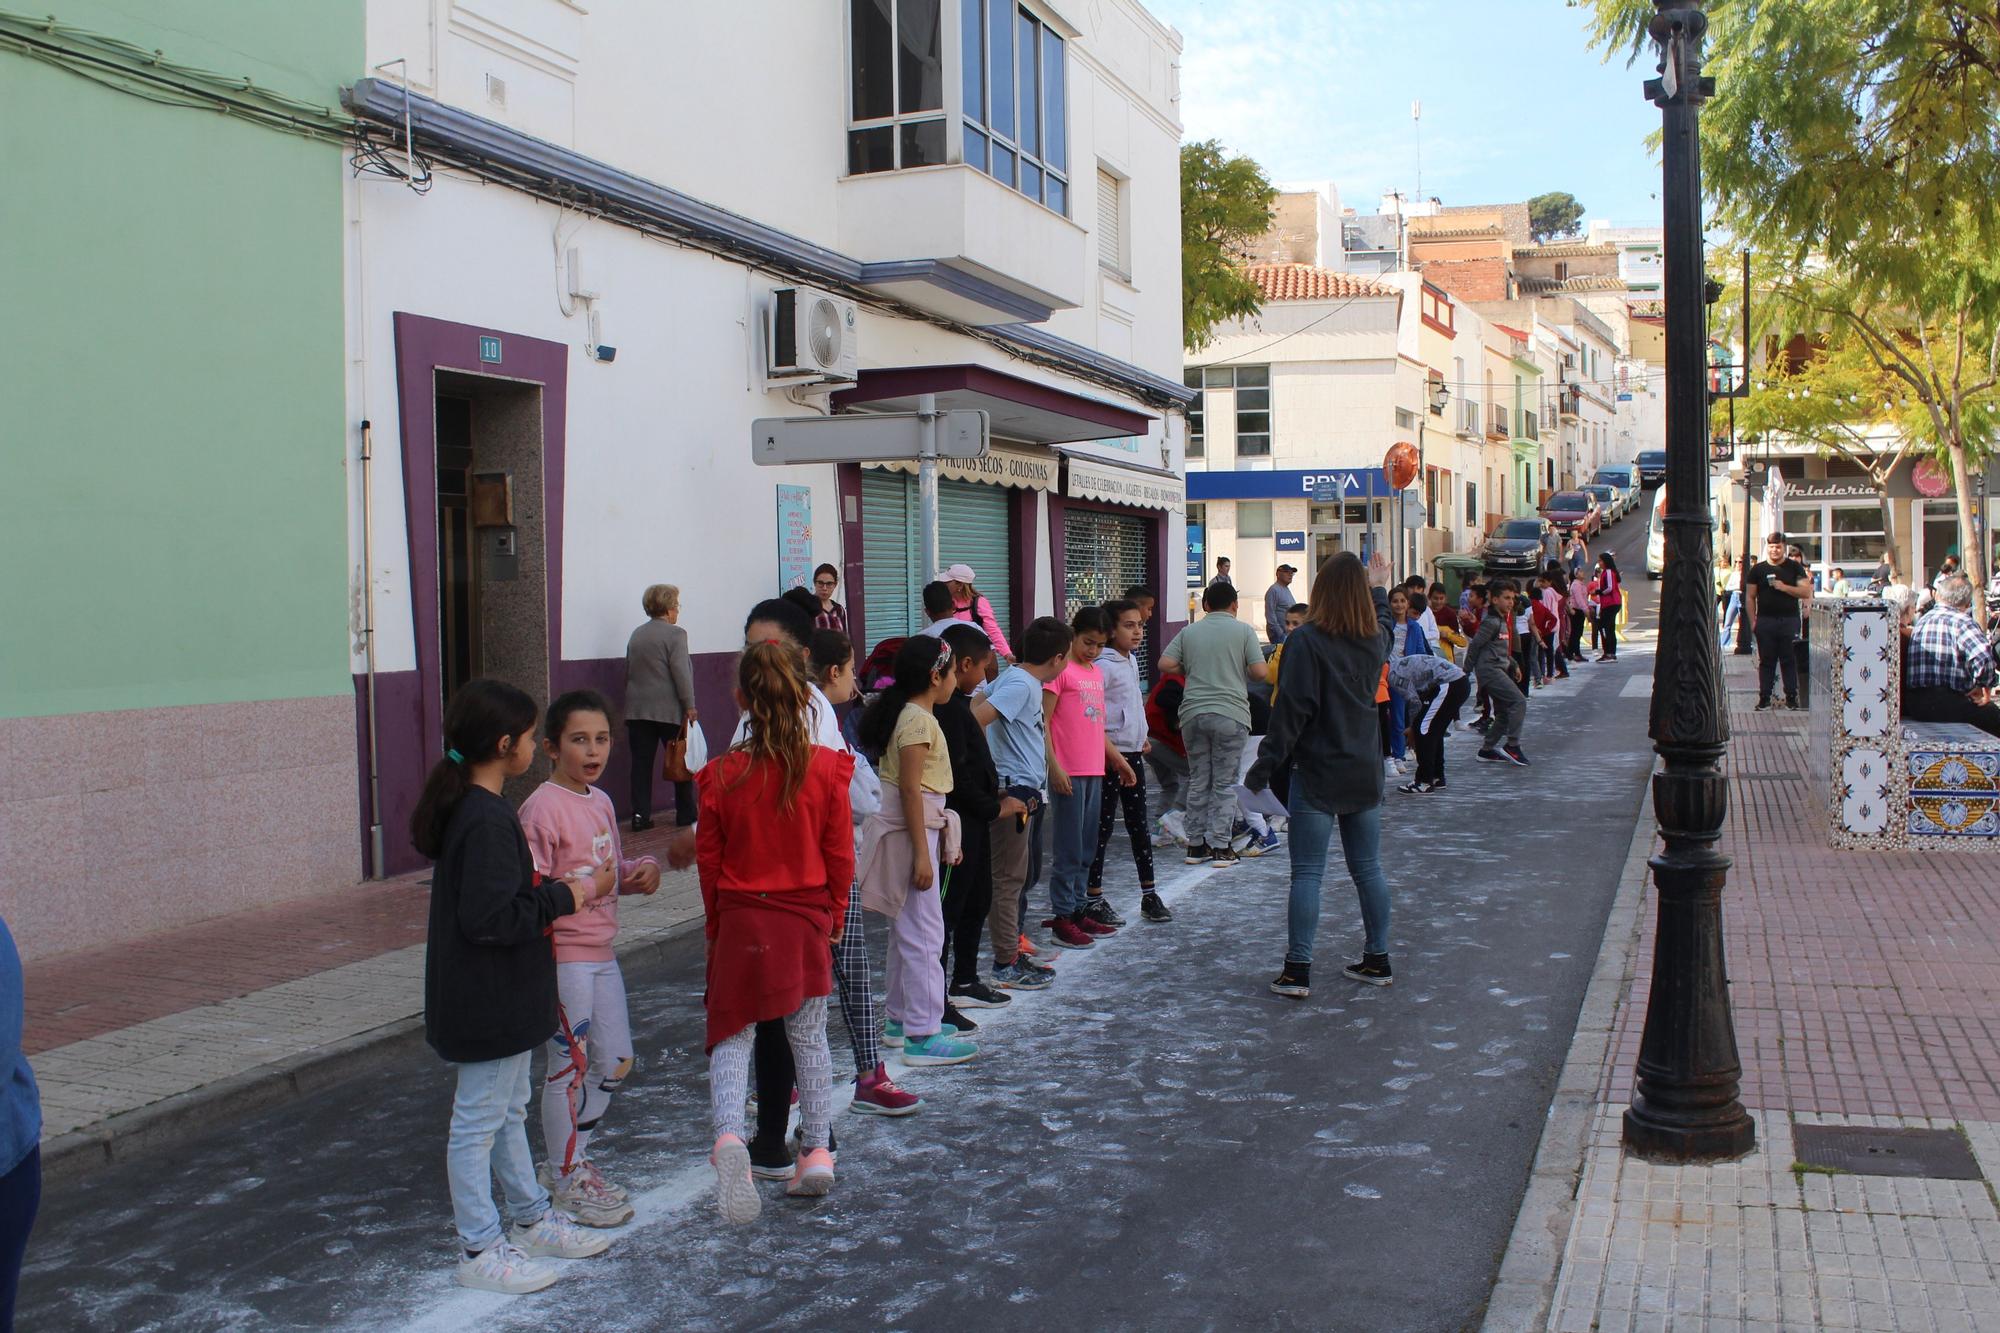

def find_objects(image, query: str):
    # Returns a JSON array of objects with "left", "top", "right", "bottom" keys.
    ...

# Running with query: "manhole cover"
[{"left": 1793, "top": 1125, "right": 1984, "bottom": 1180}]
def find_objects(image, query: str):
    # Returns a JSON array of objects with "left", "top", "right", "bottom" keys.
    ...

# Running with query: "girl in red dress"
[{"left": 695, "top": 640, "right": 855, "bottom": 1224}]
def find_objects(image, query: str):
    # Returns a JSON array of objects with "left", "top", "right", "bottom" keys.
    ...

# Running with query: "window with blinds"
[{"left": 1096, "top": 167, "right": 1125, "bottom": 275}]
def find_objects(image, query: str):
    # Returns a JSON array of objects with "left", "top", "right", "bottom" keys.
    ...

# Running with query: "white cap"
[{"left": 938, "top": 563, "right": 977, "bottom": 583}]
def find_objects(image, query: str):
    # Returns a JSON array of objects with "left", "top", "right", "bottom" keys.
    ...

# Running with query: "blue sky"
[{"left": 1147, "top": 0, "right": 1666, "bottom": 231}]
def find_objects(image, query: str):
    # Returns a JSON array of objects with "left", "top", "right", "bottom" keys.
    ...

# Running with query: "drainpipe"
[{"left": 360, "top": 419, "right": 386, "bottom": 877}]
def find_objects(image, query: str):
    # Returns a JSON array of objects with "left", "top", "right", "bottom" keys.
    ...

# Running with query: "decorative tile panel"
[
  {"left": 1907, "top": 748, "right": 2000, "bottom": 838},
  {"left": 1838, "top": 608, "right": 1892, "bottom": 737},
  {"left": 1838, "top": 748, "right": 1891, "bottom": 835}
]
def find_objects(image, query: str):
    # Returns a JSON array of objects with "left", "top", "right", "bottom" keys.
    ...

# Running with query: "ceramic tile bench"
[{"left": 1807, "top": 599, "right": 2000, "bottom": 847}]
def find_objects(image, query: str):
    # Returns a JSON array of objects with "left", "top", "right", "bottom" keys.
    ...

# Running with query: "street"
[{"left": 21, "top": 525, "right": 1666, "bottom": 1333}]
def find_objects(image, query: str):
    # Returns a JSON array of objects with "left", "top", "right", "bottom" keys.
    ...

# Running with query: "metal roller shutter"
[
  {"left": 859, "top": 472, "right": 1013, "bottom": 651},
  {"left": 937, "top": 479, "right": 1012, "bottom": 643}
]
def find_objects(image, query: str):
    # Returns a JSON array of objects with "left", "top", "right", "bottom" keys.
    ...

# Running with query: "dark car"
[
  {"left": 1481, "top": 517, "right": 1553, "bottom": 575},
  {"left": 1637, "top": 449, "right": 1668, "bottom": 485},
  {"left": 1540, "top": 490, "right": 1602, "bottom": 539}
]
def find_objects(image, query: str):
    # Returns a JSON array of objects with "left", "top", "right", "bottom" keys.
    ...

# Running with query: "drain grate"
[
  {"left": 1734, "top": 771, "right": 1804, "bottom": 782},
  {"left": 1793, "top": 1125, "right": 1984, "bottom": 1180}
]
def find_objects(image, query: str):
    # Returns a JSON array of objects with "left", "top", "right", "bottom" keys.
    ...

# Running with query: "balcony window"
[
  {"left": 1230, "top": 365, "right": 1272, "bottom": 456},
  {"left": 1184, "top": 369, "right": 1204, "bottom": 458},
  {"left": 849, "top": 0, "right": 946, "bottom": 174}
]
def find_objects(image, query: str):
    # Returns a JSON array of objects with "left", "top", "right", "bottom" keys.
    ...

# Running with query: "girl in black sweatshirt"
[{"left": 413, "top": 679, "right": 617, "bottom": 1296}]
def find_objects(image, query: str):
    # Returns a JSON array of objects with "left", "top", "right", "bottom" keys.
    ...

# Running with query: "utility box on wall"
[{"left": 481, "top": 526, "right": 520, "bottom": 581}]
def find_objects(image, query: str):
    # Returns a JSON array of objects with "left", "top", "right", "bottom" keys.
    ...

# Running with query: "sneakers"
[
  {"left": 711, "top": 1134, "right": 761, "bottom": 1225},
  {"left": 851, "top": 1062, "right": 923, "bottom": 1116},
  {"left": 1383, "top": 757, "right": 1400, "bottom": 778},
  {"left": 458, "top": 1241, "right": 558, "bottom": 1294},
  {"left": 1048, "top": 916, "right": 1096, "bottom": 949},
  {"left": 747, "top": 1134, "right": 793, "bottom": 1180},
  {"left": 572, "top": 1158, "right": 628, "bottom": 1203},
  {"left": 1071, "top": 912, "right": 1117, "bottom": 938},
  {"left": 1342, "top": 954, "right": 1394, "bottom": 987},
  {"left": 992, "top": 959, "right": 1055, "bottom": 990},
  {"left": 1242, "top": 827, "right": 1281, "bottom": 857},
  {"left": 902, "top": 1031, "right": 979, "bottom": 1066},
  {"left": 1083, "top": 896, "right": 1127, "bottom": 928},
  {"left": 1754, "top": 699, "right": 1772, "bottom": 711},
  {"left": 1228, "top": 818, "right": 1255, "bottom": 853},
  {"left": 1270, "top": 963, "right": 1311, "bottom": 999},
  {"left": 882, "top": 1019, "right": 958, "bottom": 1048},
  {"left": 1502, "top": 743, "right": 1531, "bottom": 767},
  {"left": 1477, "top": 749, "right": 1508, "bottom": 764},
  {"left": 510, "top": 1209, "right": 612, "bottom": 1259},
  {"left": 1209, "top": 847, "right": 1241, "bottom": 869},
  {"left": 1158, "top": 810, "right": 1189, "bottom": 845},
  {"left": 941, "top": 1002, "right": 978, "bottom": 1034},
  {"left": 1430, "top": 777, "right": 1448, "bottom": 791},
  {"left": 1398, "top": 781, "right": 1434, "bottom": 795},
  {"left": 1184, "top": 842, "right": 1215, "bottom": 865},
  {"left": 542, "top": 1162, "right": 634, "bottom": 1228},
  {"left": 948, "top": 978, "right": 1012, "bottom": 1008},
  {"left": 786, "top": 1147, "right": 836, "bottom": 1198},
  {"left": 1016, "top": 933, "right": 1041, "bottom": 958},
  {"left": 1140, "top": 891, "right": 1174, "bottom": 923},
  {"left": 628, "top": 813, "right": 654, "bottom": 834}
]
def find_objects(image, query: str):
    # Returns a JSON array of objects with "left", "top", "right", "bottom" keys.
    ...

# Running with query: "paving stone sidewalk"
[
  {"left": 24, "top": 822, "right": 703, "bottom": 1172},
  {"left": 1508, "top": 654, "right": 2000, "bottom": 1333}
]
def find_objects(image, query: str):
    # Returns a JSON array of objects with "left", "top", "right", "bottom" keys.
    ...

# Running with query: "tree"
[
  {"left": 1181, "top": 139, "right": 1277, "bottom": 352},
  {"left": 1587, "top": 0, "right": 2000, "bottom": 609},
  {"left": 1527, "top": 191, "right": 1585, "bottom": 243}
]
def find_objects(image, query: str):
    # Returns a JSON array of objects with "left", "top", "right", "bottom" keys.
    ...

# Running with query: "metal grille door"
[{"left": 1064, "top": 509, "right": 1151, "bottom": 618}]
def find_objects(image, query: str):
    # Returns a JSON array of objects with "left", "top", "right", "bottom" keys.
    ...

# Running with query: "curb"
[
  {"left": 1479, "top": 781, "right": 1657, "bottom": 1333},
  {"left": 41, "top": 916, "right": 704, "bottom": 1185}
]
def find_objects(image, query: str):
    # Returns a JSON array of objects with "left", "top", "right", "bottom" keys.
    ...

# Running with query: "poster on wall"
[
  {"left": 1186, "top": 523, "right": 1205, "bottom": 586},
  {"left": 775, "top": 484, "right": 812, "bottom": 592}
]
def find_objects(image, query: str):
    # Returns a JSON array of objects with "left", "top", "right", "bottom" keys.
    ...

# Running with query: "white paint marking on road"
[{"left": 1619, "top": 677, "right": 1653, "bottom": 698}]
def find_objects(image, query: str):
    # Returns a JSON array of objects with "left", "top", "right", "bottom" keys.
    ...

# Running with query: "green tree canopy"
[
  {"left": 1527, "top": 191, "right": 1585, "bottom": 243},
  {"left": 1181, "top": 139, "right": 1277, "bottom": 352}
]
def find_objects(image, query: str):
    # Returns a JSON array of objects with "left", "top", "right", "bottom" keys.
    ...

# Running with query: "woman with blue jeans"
[{"left": 1246, "top": 550, "right": 1397, "bottom": 998}]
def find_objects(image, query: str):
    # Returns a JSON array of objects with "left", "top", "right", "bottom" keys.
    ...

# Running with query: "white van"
[{"left": 1646, "top": 484, "right": 1667, "bottom": 578}]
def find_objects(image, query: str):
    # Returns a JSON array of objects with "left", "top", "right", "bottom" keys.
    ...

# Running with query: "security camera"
[{"left": 591, "top": 344, "right": 617, "bottom": 363}]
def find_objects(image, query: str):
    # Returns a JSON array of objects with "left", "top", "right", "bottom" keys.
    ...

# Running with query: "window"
[
  {"left": 1238, "top": 501, "right": 1273, "bottom": 539},
  {"left": 1232, "top": 364, "right": 1271, "bottom": 456},
  {"left": 1395, "top": 407, "right": 1419, "bottom": 430},
  {"left": 1096, "top": 166, "right": 1126, "bottom": 274},
  {"left": 1466, "top": 481, "right": 1478, "bottom": 519},
  {"left": 1183, "top": 369, "right": 1204, "bottom": 458},
  {"left": 849, "top": 0, "right": 946, "bottom": 174},
  {"left": 960, "top": 1, "right": 1068, "bottom": 212}
]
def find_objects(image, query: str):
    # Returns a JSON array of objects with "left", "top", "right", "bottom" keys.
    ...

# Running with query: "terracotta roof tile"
[{"left": 1244, "top": 263, "right": 1399, "bottom": 302}]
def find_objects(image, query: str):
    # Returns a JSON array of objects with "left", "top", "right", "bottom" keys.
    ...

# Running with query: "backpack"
[{"left": 861, "top": 636, "right": 906, "bottom": 691}]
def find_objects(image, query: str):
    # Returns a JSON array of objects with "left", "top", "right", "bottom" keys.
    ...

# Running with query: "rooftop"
[{"left": 1244, "top": 263, "right": 1400, "bottom": 302}]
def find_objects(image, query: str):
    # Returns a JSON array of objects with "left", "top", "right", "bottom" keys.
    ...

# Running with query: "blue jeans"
[
  {"left": 1718, "top": 591, "right": 1742, "bottom": 647},
  {"left": 448, "top": 1050, "right": 549, "bottom": 1252},
  {"left": 1386, "top": 693, "right": 1408, "bottom": 758},
  {"left": 1284, "top": 791, "right": 1391, "bottom": 964},
  {"left": 1048, "top": 777, "right": 1104, "bottom": 918}
]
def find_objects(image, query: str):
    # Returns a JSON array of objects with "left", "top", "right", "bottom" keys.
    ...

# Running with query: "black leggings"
[
  {"left": 1598, "top": 606, "right": 1620, "bottom": 659},
  {"left": 1088, "top": 752, "right": 1155, "bottom": 891},
  {"left": 941, "top": 814, "right": 994, "bottom": 987},
  {"left": 0, "top": 1148, "right": 35, "bottom": 1333}
]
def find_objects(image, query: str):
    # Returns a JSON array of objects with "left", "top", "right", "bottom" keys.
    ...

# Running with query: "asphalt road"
[{"left": 22, "top": 517, "right": 1661, "bottom": 1333}]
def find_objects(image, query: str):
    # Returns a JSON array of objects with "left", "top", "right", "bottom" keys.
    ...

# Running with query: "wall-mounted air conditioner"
[{"left": 768, "top": 287, "right": 859, "bottom": 383}]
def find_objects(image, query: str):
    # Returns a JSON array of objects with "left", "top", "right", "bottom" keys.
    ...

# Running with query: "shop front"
[
  {"left": 1055, "top": 451, "right": 1184, "bottom": 670},
  {"left": 1185, "top": 467, "right": 1396, "bottom": 613}
]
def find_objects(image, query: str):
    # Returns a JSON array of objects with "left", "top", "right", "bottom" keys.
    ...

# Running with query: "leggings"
[
  {"left": 0, "top": 1148, "right": 38, "bottom": 1331},
  {"left": 752, "top": 891, "right": 877, "bottom": 1143},
  {"left": 1088, "top": 751, "right": 1155, "bottom": 891},
  {"left": 941, "top": 813, "right": 994, "bottom": 989},
  {"left": 1598, "top": 606, "right": 1621, "bottom": 658},
  {"left": 713, "top": 997, "right": 831, "bottom": 1151}
]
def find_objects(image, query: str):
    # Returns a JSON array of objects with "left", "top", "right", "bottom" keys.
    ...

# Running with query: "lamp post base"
[{"left": 1623, "top": 1098, "right": 1757, "bottom": 1164}]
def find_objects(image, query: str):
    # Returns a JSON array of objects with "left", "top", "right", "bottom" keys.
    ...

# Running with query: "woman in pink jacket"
[{"left": 940, "top": 563, "right": 1013, "bottom": 660}]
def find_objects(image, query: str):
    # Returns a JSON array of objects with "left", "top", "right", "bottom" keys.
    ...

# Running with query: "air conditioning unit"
[{"left": 768, "top": 287, "right": 859, "bottom": 383}]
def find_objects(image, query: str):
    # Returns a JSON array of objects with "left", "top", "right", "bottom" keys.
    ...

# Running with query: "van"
[{"left": 1637, "top": 450, "right": 1668, "bottom": 485}]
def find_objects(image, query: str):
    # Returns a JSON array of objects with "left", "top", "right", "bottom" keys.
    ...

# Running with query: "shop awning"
[
  {"left": 866, "top": 443, "right": 1057, "bottom": 491},
  {"left": 832, "top": 364, "right": 1153, "bottom": 445},
  {"left": 1061, "top": 449, "right": 1184, "bottom": 511}
]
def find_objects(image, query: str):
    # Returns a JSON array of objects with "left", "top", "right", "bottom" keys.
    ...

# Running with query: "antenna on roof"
[{"left": 1412, "top": 99, "right": 1423, "bottom": 205}]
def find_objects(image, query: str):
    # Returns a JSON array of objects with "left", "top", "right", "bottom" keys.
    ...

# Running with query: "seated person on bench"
[{"left": 1901, "top": 574, "right": 2000, "bottom": 739}]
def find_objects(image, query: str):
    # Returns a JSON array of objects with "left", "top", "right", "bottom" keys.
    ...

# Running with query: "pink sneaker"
[
  {"left": 786, "top": 1147, "right": 836, "bottom": 1197},
  {"left": 850, "top": 1062, "right": 922, "bottom": 1116},
  {"left": 710, "top": 1133, "right": 761, "bottom": 1225}
]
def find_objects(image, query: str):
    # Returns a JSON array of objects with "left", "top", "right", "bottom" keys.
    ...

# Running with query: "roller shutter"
[{"left": 858, "top": 472, "right": 1014, "bottom": 652}]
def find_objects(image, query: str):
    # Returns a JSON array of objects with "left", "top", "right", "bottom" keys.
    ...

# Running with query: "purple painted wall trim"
[
  {"left": 830, "top": 364, "right": 1150, "bottom": 439},
  {"left": 836, "top": 463, "right": 867, "bottom": 651},
  {"left": 354, "top": 671, "right": 427, "bottom": 877},
  {"left": 1047, "top": 491, "right": 1167, "bottom": 672},
  {"left": 377, "top": 312, "right": 570, "bottom": 876},
  {"left": 1008, "top": 486, "right": 1036, "bottom": 637}
]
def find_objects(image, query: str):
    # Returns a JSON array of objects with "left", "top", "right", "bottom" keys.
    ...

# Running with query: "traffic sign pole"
[{"left": 918, "top": 393, "right": 940, "bottom": 584}]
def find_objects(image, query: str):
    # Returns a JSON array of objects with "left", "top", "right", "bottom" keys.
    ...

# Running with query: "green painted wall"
[{"left": 0, "top": 3, "right": 360, "bottom": 717}]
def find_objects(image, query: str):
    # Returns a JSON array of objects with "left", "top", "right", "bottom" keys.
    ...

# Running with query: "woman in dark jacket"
[
  {"left": 1246, "top": 551, "right": 1397, "bottom": 999},
  {"left": 624, "top": 583, "right": 698, "bottom": 830}
]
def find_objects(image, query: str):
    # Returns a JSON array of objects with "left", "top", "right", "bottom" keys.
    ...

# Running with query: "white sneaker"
[
  {"left": 1383, "top": 757, "right": 1399, "bottom": 778},
  {"left": 458, "top": 1241, "right": 558, "bottom": 1295},
  {"left": 539, "top": 1158, "right": 630, "bottom": 1205},
  {"left": 712, "top": 1133, "right": 762, "bottom": 1226},
  {"left": 544, "top": 1163, "right": 634, "bottom": 1228},
  {"left": 1159, "top": 810, "right": 1188, "bottom": 845},
  {"left": 510, "top": 1209, "right": 612, "bottom": 1259}
]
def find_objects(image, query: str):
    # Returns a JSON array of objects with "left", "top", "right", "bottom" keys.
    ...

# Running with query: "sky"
[{"left": 1146, "top": 0, "right": 1666, "bottom": 231}]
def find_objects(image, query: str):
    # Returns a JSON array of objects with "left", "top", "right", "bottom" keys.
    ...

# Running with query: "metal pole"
[
  {"left": 360, "top": 420, "right": 385, "bottom": 879},
  {"left": 1624, "top": 0, "right": 1757, "bottom": 1163},
  {"left": 1366, "top": 486, "right": 1377, "bottom": 566},
  {"left": 1735, "top": 248, "right": 1755, "bottom": 654},
  {"left": 917, "top": 392, "right": 940, "bottom": 584}
]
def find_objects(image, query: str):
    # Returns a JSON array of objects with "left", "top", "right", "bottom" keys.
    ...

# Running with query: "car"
[
  {"left": 1482, "top": 517, "right": 1555, "bottom": 575},
  {"left": 1636, "top": 450, "right": 1668, "bottom": 486},
  {"left": 1580, "top": 484, "right": 1622, "bottom": 523},
  {"left": 1593, "top": 466, "right": 1640, "bottom": 515},
  {"left": 1540, "top": 490, "right": 1603, "bottom": 539}
]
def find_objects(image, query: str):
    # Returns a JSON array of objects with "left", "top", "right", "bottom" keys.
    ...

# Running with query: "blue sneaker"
[
  {"left": 992, "top": 960, "right": 1054, "bottom": 990},
  {"left": 882, "top": 1020, "right": 957, "bottom": 1048},
  {"left": 901, "top": 1031, "right": 978, "bottom": 1066},
  {"left": 1242, "top": 827, "right": 1281, "bottom": 857}
]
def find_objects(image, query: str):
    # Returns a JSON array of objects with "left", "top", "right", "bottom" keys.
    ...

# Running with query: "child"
[
  {"left": 1042, "top": 607, "right": 1139, "bottom": 950},
  {"left": 1534, "top": 573, "right": 1568, "bottom": 681},
  {"left": 1088, "top": 600, "right": 1168, "bottom": 924},
  {"left": 1383, "top": 588, "right": 1429, "bottom": 775},
  {"left": 520, "top": 690, "right": 662, "bottom": 1228},
  {"left": 1428, "top": 584, "right": 1467, "bottom": 665},
  {"left": 1512, "top": 579, "right": 1538, "bottom": 694},
  {"left": 856, "top": 637, "right": 977, "bottom": 1065},
  {"left": 1391, "top": 652, "right": 1470, "bottom": 794},
  {"left": 1466, "top": 580, "right": 1531, "bottom": 767},
  {"left": 1268, "top": 604, "right": 1308, "bottom": 693},
  {"left": 415, "top": 679, "right": 614, "bottom": 1294},
  {"left": 696, "top": 641, "right": 856, "bottom": 1224},
  {"left": 933, "top": 624, "right": 1017, "bottom": 1017},
  {"left": 982, "top": 617, "right": 1073, "bottom": 988},
  {"left": 1144, "top": 669, "right": 1190, "bottom": 847}
]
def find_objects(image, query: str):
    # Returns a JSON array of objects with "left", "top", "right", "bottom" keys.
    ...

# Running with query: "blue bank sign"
[{"left": 1186, "top": 467, "right": 1393, "bottom": 501}]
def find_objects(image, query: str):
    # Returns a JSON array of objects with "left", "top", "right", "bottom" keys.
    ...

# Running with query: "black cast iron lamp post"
[{"left": 1623, "top": 0, "right": 1758, "bottom": 1163}]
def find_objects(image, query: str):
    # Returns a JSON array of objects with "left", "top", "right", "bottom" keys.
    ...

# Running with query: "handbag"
[{"left": 661, "top": 722, "right": 708, "bottom": 783}]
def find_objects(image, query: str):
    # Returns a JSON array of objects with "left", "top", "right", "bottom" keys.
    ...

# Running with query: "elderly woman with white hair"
[
  {"left": 624, "top": 583, "right": 699, "bottom": 830},
  {"left": 1900, "top": 574, "right": 2000, "bottom": 738}
]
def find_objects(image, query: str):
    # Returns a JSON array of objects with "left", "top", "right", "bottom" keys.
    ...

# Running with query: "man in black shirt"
[{"left": 1747, "top": 532, "right": 1813, "bottom": 709}]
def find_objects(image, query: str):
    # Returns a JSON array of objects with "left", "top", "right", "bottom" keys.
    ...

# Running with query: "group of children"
[{"left": 415, "top": 586, "right": 1180, "bottom": 1293}]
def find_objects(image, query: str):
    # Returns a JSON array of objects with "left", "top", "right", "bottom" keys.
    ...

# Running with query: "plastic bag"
[
  {"left": 683, "top": 722, "right": 708, "bottom": 774},
  {"left": 848, "top": 751, "right": 882, "bottom": 822}
]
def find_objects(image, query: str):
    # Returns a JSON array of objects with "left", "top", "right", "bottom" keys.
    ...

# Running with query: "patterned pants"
[
  {"left": 1088, "top": 751, "right": 1155, "bottom": 891},
  {"left": 712, "top": 996, "right": 831, "bottom": 1150}
]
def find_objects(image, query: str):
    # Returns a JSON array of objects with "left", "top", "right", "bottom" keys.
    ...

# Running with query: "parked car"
[
  {"left": 1593, "top": 466, "right": 1640, "bottom": 515},
  {"left": 1482, "top": 517, "right": 1555, "bottom": 575},
  {"left": 1540, "top": 490, "right": 1603, "bottom": 540},
  {"left": 1580, "top": 484, "right": 1623, "bottom": 524},
  {"left": 1637, "top": 450, "right": 1668, "bottom": 486}
]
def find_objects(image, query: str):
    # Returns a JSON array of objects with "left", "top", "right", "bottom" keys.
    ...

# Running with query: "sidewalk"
[
  {"left": 1490, "top": 653, "right": 2000, "bottom": 1332},
  {"left": 25, "top": 822, "right": 704, "bottom": 1177}
]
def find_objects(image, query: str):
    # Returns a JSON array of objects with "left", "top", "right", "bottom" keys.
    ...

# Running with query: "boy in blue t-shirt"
[{"left": 976, "top": 616, "right": 1072, "bottom": 989}]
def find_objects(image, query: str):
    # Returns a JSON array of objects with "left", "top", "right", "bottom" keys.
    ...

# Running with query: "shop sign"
[
  {"left": 1784, "top": 479, "right": 1879, "bottom": 501},
  {"left": 1188, "top": 467, "right": 1392, "bottom": 501},
  {"left": 775, "top": 485, "right": 813, "bottom": 590},
  {"left": 1066, "top": 455, "right": 1183, "bottom": 510},
  {"left": 1186, "top": 523, "right": 1205, "bottom": 586},
  {"left": 869, "top": 444, "right": 1057, "bottom": 491},
  {"left": 1275, "top": 531, "right": 1306, "bottom": 553}
]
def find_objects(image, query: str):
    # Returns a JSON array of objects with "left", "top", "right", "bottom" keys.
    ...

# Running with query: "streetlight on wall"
[
  {"left": 1624, "top": 0, "right": 1758, "bottom": 1164},
  {"left": 1418, "top": 379, "right": 1450, "bottom": 530}
]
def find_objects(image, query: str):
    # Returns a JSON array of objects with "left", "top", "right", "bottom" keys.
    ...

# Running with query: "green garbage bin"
[{"left": 1433, "top": 554, "right": 1485, "bottom": 605}]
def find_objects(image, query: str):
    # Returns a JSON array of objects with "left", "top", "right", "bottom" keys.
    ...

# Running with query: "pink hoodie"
[{"left": 518, "top": 782, "right": 656, "bottom": 963}]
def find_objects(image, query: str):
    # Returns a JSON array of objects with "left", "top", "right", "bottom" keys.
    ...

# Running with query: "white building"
[{"left": 344, "top": 0, "right": 1189, "bottom": 875}]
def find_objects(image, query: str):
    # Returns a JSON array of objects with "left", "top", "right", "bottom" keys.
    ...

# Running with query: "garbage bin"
[{"left": 1434, "top": 554, "right": 1486, "bottom": 605}]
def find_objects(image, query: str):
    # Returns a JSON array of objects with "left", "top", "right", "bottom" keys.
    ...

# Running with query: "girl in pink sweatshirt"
[{"left": 519, "top": 690, "right": 661, "bottom": 1228}]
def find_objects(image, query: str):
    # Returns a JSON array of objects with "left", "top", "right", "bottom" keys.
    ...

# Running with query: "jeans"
[
  {"left": 625, "top": 719, "right": 695, "bottom": 824},
  {"left": 1184, "top": 713, "right": 1250, "bottom": 849},
  {"left": 1718, "top": 591, "right": 1743, "bottom": 647},
  {"left": 0, "top": 1147, "right": 38, "bottom": 1331},
  {"left": 447, "top": 1050, "right": 549, "bottom": 1253},
  {"left": 1386, "top": 693, "right": 1408, "bottom": 759},
  {"left": 1754, "top": 616, "right": 1800, "bottom": 703},
  {"left": 1283, "top": 791, "right": 1391, "bottom": 964},
  {"left": 1048, "top": 776, "right": 1104, "bottom": 918}
]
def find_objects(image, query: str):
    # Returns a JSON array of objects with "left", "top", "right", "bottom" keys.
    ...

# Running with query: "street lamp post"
[
  {"left": 1624, "top": 0, "right": 1758, "bottom": 1163},
  {"left": 1416, "top": 380, "right": 1450, "bottom": 553}
]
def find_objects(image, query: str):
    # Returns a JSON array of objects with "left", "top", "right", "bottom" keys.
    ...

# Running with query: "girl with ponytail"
[
  {"left": 414, "top": 678, "right": 617, "bottom": 1295},
  {"left": 695, "top": 640, "right": 856, "bottom": 1223}
]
